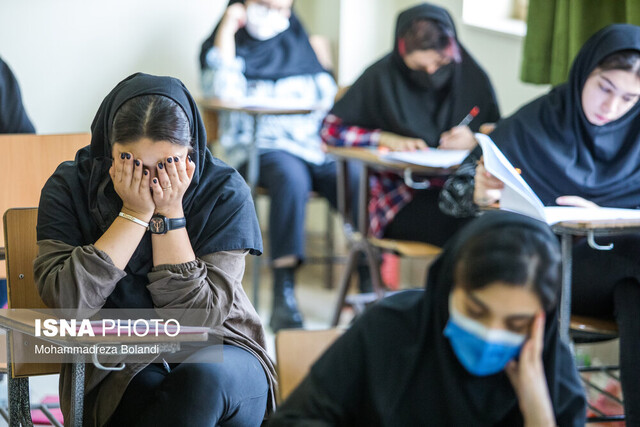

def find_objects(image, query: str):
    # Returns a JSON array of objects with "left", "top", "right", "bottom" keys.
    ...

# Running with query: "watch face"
[{"left": 149, "top": 216, "right": 166, "bottom": 234}]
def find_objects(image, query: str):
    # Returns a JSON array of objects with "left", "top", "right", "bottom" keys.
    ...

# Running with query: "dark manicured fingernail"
[
  {"left": 134, "top": 160, "right": 140, "bottom": 166},
  {"left": 188, "top": 155, "right": 192, "bottom": 162},
  {"left": 153, "top": 178, "right": 158, "bottom": 184},
  {"left": 167, "top": 157, "right": 172, "bottom": 163},
  {"left": 158, "top": 162, "right": 164, "bottom": 169},
  {"left": 125, "top": 153, "right": 131, "bottom": 160},
  {"left": 120, "top": 153, "right": 125, "bottom": 159},
  {"left": 143, "top": 170, "right": 148, "bottom": 176},
  {"left": 174, "top": 156, "right": 179, "bottom": 162}
]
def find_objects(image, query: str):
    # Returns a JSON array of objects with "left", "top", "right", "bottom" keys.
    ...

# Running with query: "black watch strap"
[{"left": 167, "top": 217, "right": 187, "bottom": 231}]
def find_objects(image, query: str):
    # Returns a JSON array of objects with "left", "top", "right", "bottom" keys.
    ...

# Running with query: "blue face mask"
[{"left": 443, "top": 296, "right": 526, "bottom": 376}]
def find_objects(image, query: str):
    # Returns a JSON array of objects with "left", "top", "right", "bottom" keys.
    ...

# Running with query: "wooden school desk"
[
  {"left": 552, "top": 219, "right": 640, "bottom": 343},
  {"left": 197, "top": 98, "right": 318, "bottom": 307},
  {"left": 326, "top": 146, "right": 455, "bottom": 325}
]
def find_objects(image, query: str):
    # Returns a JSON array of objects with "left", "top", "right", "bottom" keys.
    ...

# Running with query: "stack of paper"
[{"left": 384, "top": 148, "right": 470, "bottom": 168}]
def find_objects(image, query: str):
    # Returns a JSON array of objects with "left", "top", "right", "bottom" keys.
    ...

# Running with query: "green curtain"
[{"left": 521, "top": 0, "right": 640, "bottom": 85}]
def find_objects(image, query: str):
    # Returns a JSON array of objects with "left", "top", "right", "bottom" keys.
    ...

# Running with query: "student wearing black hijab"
[
  {"left": 321, "top": 3, "right": 500, "bottom": 245},
  {"left": 0, "top": 56, "right": 35, "bottom": 133},
  {"left": 269, "top": 212, "right": 586, "bottom": 426},
  {"left": 34, "top": 73, "right": 276, "bottom": 426},
  {"left": 200, "top": 0, "right": 361, "bottom": 332},
  {"left": 440, "top": 24, "right": 640, "bottom": 424}
]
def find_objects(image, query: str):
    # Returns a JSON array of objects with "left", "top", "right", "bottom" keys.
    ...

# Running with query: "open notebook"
[{"left": 476, "top": 134, "right": 640, "bottom": 225}]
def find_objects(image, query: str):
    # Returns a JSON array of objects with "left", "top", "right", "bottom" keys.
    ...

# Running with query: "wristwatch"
[{"left": 148, "top": 214, "right": 186, "bottom": 234}]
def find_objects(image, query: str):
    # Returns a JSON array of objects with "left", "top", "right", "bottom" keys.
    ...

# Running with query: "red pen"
[{"left": 457, "top": 106, "right": 479, "bottom": 127}]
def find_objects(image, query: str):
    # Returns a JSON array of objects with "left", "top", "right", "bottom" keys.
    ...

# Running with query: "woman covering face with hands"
[
  {"left": 269, "top": 212, "right": 586, "bottom": 426},
  {"left": 108, "top": 98, "right": 196, "bottom": 260},
  {"left": 34, "top": 73, "right": 276, "bottom": 426}
]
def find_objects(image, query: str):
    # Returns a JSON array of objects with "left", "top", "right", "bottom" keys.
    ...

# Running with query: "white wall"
[
  {"left": 0, "top": 0, "right": 226, "bottom": 134},
  {"left": 294, "top": 0, "right": 341, "bottom": 73}
]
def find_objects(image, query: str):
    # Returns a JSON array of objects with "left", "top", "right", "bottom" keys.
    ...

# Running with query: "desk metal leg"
[
  {"left": 247, "top": 113, "right": 262, "bottom": 308},
  {"left": 6, "top": 333, "right": 31, "bottom": 427},
  {"left": 331, "top": 244, "right": 361, "bottom": 326},
  {"left": 70, "top": 358, "right": 85, "bottom": 427},
  {"left": 560, "top": 233, "right": 573, "bottom": 344},
  {"left": 252, "top": 246, "right": 262, "bottom": 309},
  {"left": 7, "top": 377, "right": 29, "bottom": 427}
]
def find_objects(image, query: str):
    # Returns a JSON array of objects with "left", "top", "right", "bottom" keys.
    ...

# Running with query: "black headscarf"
[
  {"left": 0, "top": 56, "right": 35, "bottom": 133},
  {"left": 37, "top": 73, "right": 262, "bottom": 308},
  {"left": 328, "top": 3, "right": 500, "bottom": 146},
  {"left": 492, "top": 24, "right": 640, "bottom": 208},
  {"left": 199, "top": 0, "right": 326, "bottom": 80},
  {"left": 297, "top": 212, "right": 585, "bottom": 426}
]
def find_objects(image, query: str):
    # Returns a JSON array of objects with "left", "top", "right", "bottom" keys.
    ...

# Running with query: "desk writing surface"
[
  {"left": 383, "top": 149, "right": 469, "bottom": 168},
  {"left": 198, "top": 97, "right": 316, "bottom": 116},
  {"left": 552, "top": 218, "right": 640, "bottom": 234},
  {"left": 326, "top": 146, "right": 454, "bottom": 175}
]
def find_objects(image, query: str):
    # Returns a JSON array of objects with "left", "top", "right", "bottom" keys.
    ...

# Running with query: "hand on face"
[
  {"left": 505, "top": 311, "right": 555, "bottom": 426},
  {"left": 151, "top": 155, "right": 196, "bottom": 217},
  {"left": 473, "top": 156, "right": 504, "bottom": 206},
  {"left": 220, "top": 2, "right": 248, "bottom": 34},
  {"left": 109, "top": 153, "right": 155, "bottom": 221},
  {"left": 111, "top": 141, "right": 195, "bottom": 220},
  {"left": 439, "top": 125, "right": 477, "bottom": 150}
]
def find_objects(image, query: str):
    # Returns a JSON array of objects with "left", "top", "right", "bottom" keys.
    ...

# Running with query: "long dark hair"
[
  {"left": 111, "top": 95, "right": 192, "bottom": 148},
  {"left": 453, "top": 225, "right": 561, "bottom": 311}
]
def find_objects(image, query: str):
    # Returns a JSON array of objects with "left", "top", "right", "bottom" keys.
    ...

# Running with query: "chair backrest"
[
  {"left": 4, "top": 207, "right": 61, "bottom": 377},
  {"left": 275, "top": 328, "right": 343, "bottom": 403},
  {"left": 0, "top": 133, "right": 91, "bottom": 279}
]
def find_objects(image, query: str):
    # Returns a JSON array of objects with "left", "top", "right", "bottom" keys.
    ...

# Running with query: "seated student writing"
[
  {"left": 200, "top": 0, "right": 361, "bottom": 332},
  {"left": 34, "top": 73, "right": 275, "bottom": 426},
  {"left": 269, "top": 211, "right": 586, "bottom": 426},
  {"left": 321, "top": 2, "right": 500, "bottom": 247},
  {"left": 440, "top": 24, "right": 640, "bottom": 424}
]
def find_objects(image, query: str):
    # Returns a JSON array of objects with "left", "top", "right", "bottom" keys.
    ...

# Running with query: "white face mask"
[{"left": 245, "top": 3, "right": 290, "bottom": 41}]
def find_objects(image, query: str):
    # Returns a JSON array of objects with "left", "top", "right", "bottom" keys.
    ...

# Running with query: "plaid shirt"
[{"left": 321, "top": 114, "right": 415, "bottom": 237}]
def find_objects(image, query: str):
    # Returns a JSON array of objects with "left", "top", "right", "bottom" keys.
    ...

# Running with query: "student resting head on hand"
[{"left": 269, "top": 211, "right": 586, "bottom": 426}]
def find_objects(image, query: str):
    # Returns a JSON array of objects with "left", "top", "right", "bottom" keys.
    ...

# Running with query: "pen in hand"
[
  {"left": 457, "top": 106, "right": 479, "bottom": 128},
  {"left": 438, "top": 106, "right": 480, "bottom": 150}
]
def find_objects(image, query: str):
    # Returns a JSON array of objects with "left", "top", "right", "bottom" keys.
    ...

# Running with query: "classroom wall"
[{"left": 0, "top": 0, "right": 226, "bottom": 134}]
